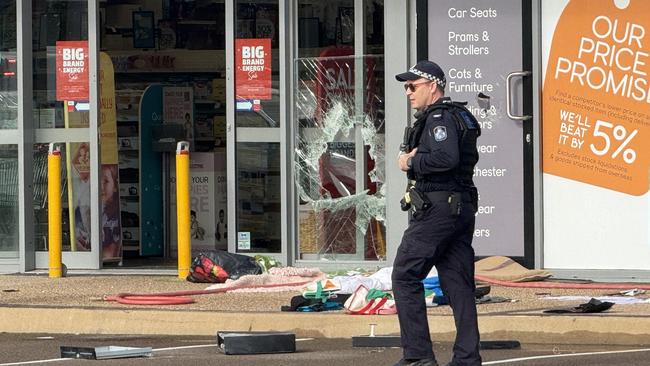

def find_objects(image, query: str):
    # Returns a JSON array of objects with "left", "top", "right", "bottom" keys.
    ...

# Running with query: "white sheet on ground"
[
  {"left": 334, "top": 266, "right": 438, "bottom": 294},
  {"left": 334, "top": 267, "right": 391, "bottom": 293}
]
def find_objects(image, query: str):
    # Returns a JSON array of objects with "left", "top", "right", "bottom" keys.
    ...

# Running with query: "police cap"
[{"left": 395, "top": 60, "right": 446, "bottom": 88}]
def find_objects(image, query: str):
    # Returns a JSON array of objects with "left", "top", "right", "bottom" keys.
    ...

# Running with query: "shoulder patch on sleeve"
[{"left": 433, "top": 126, "right": 447, "bottom": 141}]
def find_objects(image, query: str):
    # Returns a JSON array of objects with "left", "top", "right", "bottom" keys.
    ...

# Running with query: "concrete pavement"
[
  {"left": 3, "top": 306, "right": 650, "bottom": 345},
  {"left": 2, "top": 273, "right": 650, "bottom": 346}
]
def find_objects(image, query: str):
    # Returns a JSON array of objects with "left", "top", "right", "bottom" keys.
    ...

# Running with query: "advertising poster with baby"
[
  {"left": 64, "top": 111, "right": 91, "bottom": 252},
  {"left": 542, "top": 0, "right": 650, "bottom": 269},
  {"left": 99, "top": 52, "right": 122, "bottom": 262}
]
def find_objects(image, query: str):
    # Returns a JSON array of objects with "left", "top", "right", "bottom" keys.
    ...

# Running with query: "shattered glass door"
[{"left": 294, "top": 55, "right": 385, "bottom": 261}]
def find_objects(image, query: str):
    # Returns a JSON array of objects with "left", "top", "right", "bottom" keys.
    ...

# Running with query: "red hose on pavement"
[
  {"left": 106, "top": 276, "right": 650, "bottom": 305},
  {"left": 104, "top": 280, "right": 313, "bottom": 305},
  {"left": 475, "top": 275, "right": 650, "bottom": 290}
]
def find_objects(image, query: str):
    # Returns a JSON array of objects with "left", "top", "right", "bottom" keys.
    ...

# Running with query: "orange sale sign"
[
  {"left": 56, "top": 41, "right": 89, "bottom": 101},
  {"left": 543, "top": 0, "right": 650, "bottom": 196}
]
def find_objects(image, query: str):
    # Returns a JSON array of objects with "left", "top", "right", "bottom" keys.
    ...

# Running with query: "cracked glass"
[{"left": 294, "top": 55, "right": 386, "bottom": 261}]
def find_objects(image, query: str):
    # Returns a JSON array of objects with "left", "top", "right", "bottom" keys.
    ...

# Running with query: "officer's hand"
[{"left": 398, "top": 148, "right": 417, "bottom": 172}]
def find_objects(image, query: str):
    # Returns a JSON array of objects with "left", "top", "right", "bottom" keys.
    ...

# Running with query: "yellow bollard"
[
  {"left": 176, "top": 142, "right": 191, "bottom": 279},
  {"left": 48, "top": 143, "right": 62, "bottom": 278}
]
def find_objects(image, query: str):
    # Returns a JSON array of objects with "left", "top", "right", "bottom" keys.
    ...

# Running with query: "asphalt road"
[{"left": 1, "top": 334, "right": 650, "bottom": 366}]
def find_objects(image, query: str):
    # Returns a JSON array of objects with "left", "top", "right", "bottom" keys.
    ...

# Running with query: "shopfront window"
[
  {"left": 32, "top": 0, "right": 94, "bottom": 258},
  {"left": 233, "top": 0, "right": 282, "bottom": 254},
  {"left": 294, "top": 1, "right": 385, "bottom": 261},
  {"left": 0, "top": 0, "right": 17, "bottom": 130},
  {"left": 365, "top": 0, "right": 384, "bottom": 55},
  {"left": 30, "top": 0, "right": 112, "bottom": 262},
  {"left": 294, "top": 55, "right": 385, "bottom": 261},
  {"left": 236, "top": 142, "right": 281, "bottom": 253},
  {"left": 32, "top": 0, "right": 93, "bottom": 258},
  {"left": 32, "top": 0, "right": 89, "bottom": 129},
  {"left": 33, "top": 143, "right": 87, "bottom": 253},
  {"left": 297, "top": 0, "right": 354, "bottom": 58},
  {"left": 32, "top": 0, "right": 95, "bottom": 257},
  {"left": 0, "top": 2, "right": 18, "bottom": 258},
  {"left": 234, "top": 0, "right": 279, "bottom": 128},
  {"left": 0, "top": 145, "right": 18, "bottom": 257}
]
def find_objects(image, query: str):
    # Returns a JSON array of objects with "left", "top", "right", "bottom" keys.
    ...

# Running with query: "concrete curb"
[{"left": 2, "top": 307, "right": 650, "bottom": 346}]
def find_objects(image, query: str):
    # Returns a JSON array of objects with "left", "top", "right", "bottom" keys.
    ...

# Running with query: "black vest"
[{"left": 411, "top": 98, "right": 481, "bottom": 190}]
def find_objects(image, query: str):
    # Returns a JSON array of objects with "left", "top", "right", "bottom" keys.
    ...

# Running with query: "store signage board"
[
  {"left": 236, "top": 99, "right": 261, "bottom": 111},
  {"left": 67, "top": 101, "right": 90, "bottom": 112},
  {"left": 428, "top": 0, "right": 524, "bottom": 256},
  {"left": 543, "top": 1, "right": 649, "bottom": 196},
  {"left": 542, "top": 0, "right": 650, "bottom": 270},
  {"left": 235, "top": 38, "right": 272, "bottom": 100},
  {"left": 56, "top": 41, "right": 89, "bottom": 101}
]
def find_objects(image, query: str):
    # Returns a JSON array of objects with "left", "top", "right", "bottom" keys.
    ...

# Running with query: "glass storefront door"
[
  {"left": 32, "top": 0, "right": 102, "bottom": 269},
  {"left": 424, "top": 0, "right": 535, "bottom": 265},
  {"left": 228, "top": 0, "right": 284, "bottom": 259},
  {"left": 293, "top": 0, "right": 386, "bottom": 262},
  {"left": 0, "top": 146, "right": 18, "bottom": 259}
]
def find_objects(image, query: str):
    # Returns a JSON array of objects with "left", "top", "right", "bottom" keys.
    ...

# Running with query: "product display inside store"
[{"left": 100, "top": 0, "right": 228, "bottom": 259}]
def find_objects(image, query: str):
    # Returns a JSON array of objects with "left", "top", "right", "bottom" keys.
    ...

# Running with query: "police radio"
[{"left": 400, "top": 126, "right": 415, "bottom": 211}]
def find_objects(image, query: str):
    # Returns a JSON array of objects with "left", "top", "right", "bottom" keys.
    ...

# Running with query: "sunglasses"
[{"left": 403, "top": 80, "right": 433, "bottom": 92}]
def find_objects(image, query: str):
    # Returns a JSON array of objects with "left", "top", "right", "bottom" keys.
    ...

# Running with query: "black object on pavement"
[
  {"left": 217, "top": 331, "right": 296, "bottom": 355},
  {"left": 479, "top": 340, "right": 521, "bottom": 349},
  {"left": 543, "top": 298, "right": 615, "bottom": 314},
  {"left": 281, "top": 295, "right": 321, "bottom": 311},
  {"left": 281, "top": 293, "right": 352, "bottom": 312},
  {"left": 475, "top": 285, "right": 491, "bottom": 298},
  {"left": 197, "top": 250, "right": 262, "bottom": 280},
  {"left": 353, "top": 335, "right": 402, "bottom": 348}
]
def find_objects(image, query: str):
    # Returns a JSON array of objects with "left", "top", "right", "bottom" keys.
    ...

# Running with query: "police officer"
[{"left": 391, "top": 60, "right": 482, "bottom": 366}]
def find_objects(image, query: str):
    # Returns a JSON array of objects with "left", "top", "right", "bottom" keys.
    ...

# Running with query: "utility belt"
[{"left": 402, "top": 187, "right": 477, "bottom": 217}]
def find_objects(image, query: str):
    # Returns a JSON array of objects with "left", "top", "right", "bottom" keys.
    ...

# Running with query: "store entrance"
[
  {"left": 100, "top": 0, "right": 227, "bottom": 267},
  {"left": 422, "top": 0, "right": 535, "bottom": 266}
]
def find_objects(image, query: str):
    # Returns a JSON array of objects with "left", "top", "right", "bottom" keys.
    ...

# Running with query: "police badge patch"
[{"left": 433, "top": 126, "right": 447, "bottom": 141}]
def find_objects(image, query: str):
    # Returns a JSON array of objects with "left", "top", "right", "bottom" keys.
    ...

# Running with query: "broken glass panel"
[{"left": 294, "top": 55, "right": 385, "bottom": 261}]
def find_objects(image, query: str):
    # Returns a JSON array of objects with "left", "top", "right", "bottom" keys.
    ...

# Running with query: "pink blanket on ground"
[{"left": 204, "top": 267, "right": 325, "bottom": 293}]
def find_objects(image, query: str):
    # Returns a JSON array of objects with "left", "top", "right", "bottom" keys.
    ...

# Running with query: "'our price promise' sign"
[{"left": 543, "top": 1, "right": 650, "bottom": 196}]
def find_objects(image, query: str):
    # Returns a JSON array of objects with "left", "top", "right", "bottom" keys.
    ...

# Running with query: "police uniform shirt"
[{"left": 410, "top": 98, "right": 463, "bottom": 192}]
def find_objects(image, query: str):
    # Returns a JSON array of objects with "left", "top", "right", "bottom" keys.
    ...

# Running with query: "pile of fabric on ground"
[{"left": 186, "top": 251, "right": 537, "bottom": 314}]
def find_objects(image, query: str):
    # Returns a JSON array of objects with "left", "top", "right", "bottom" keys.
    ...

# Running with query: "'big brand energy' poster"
[
  {"left": 235, "top": 38, "right": 272, "bottom": 100},
  {"left": 542, "top": 0, "right": 650, "bottom": 270}
]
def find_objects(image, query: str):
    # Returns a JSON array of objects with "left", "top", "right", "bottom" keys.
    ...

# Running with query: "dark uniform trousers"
[{"left": 392, "top": 194, "right": 482, "bottom": 366}]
